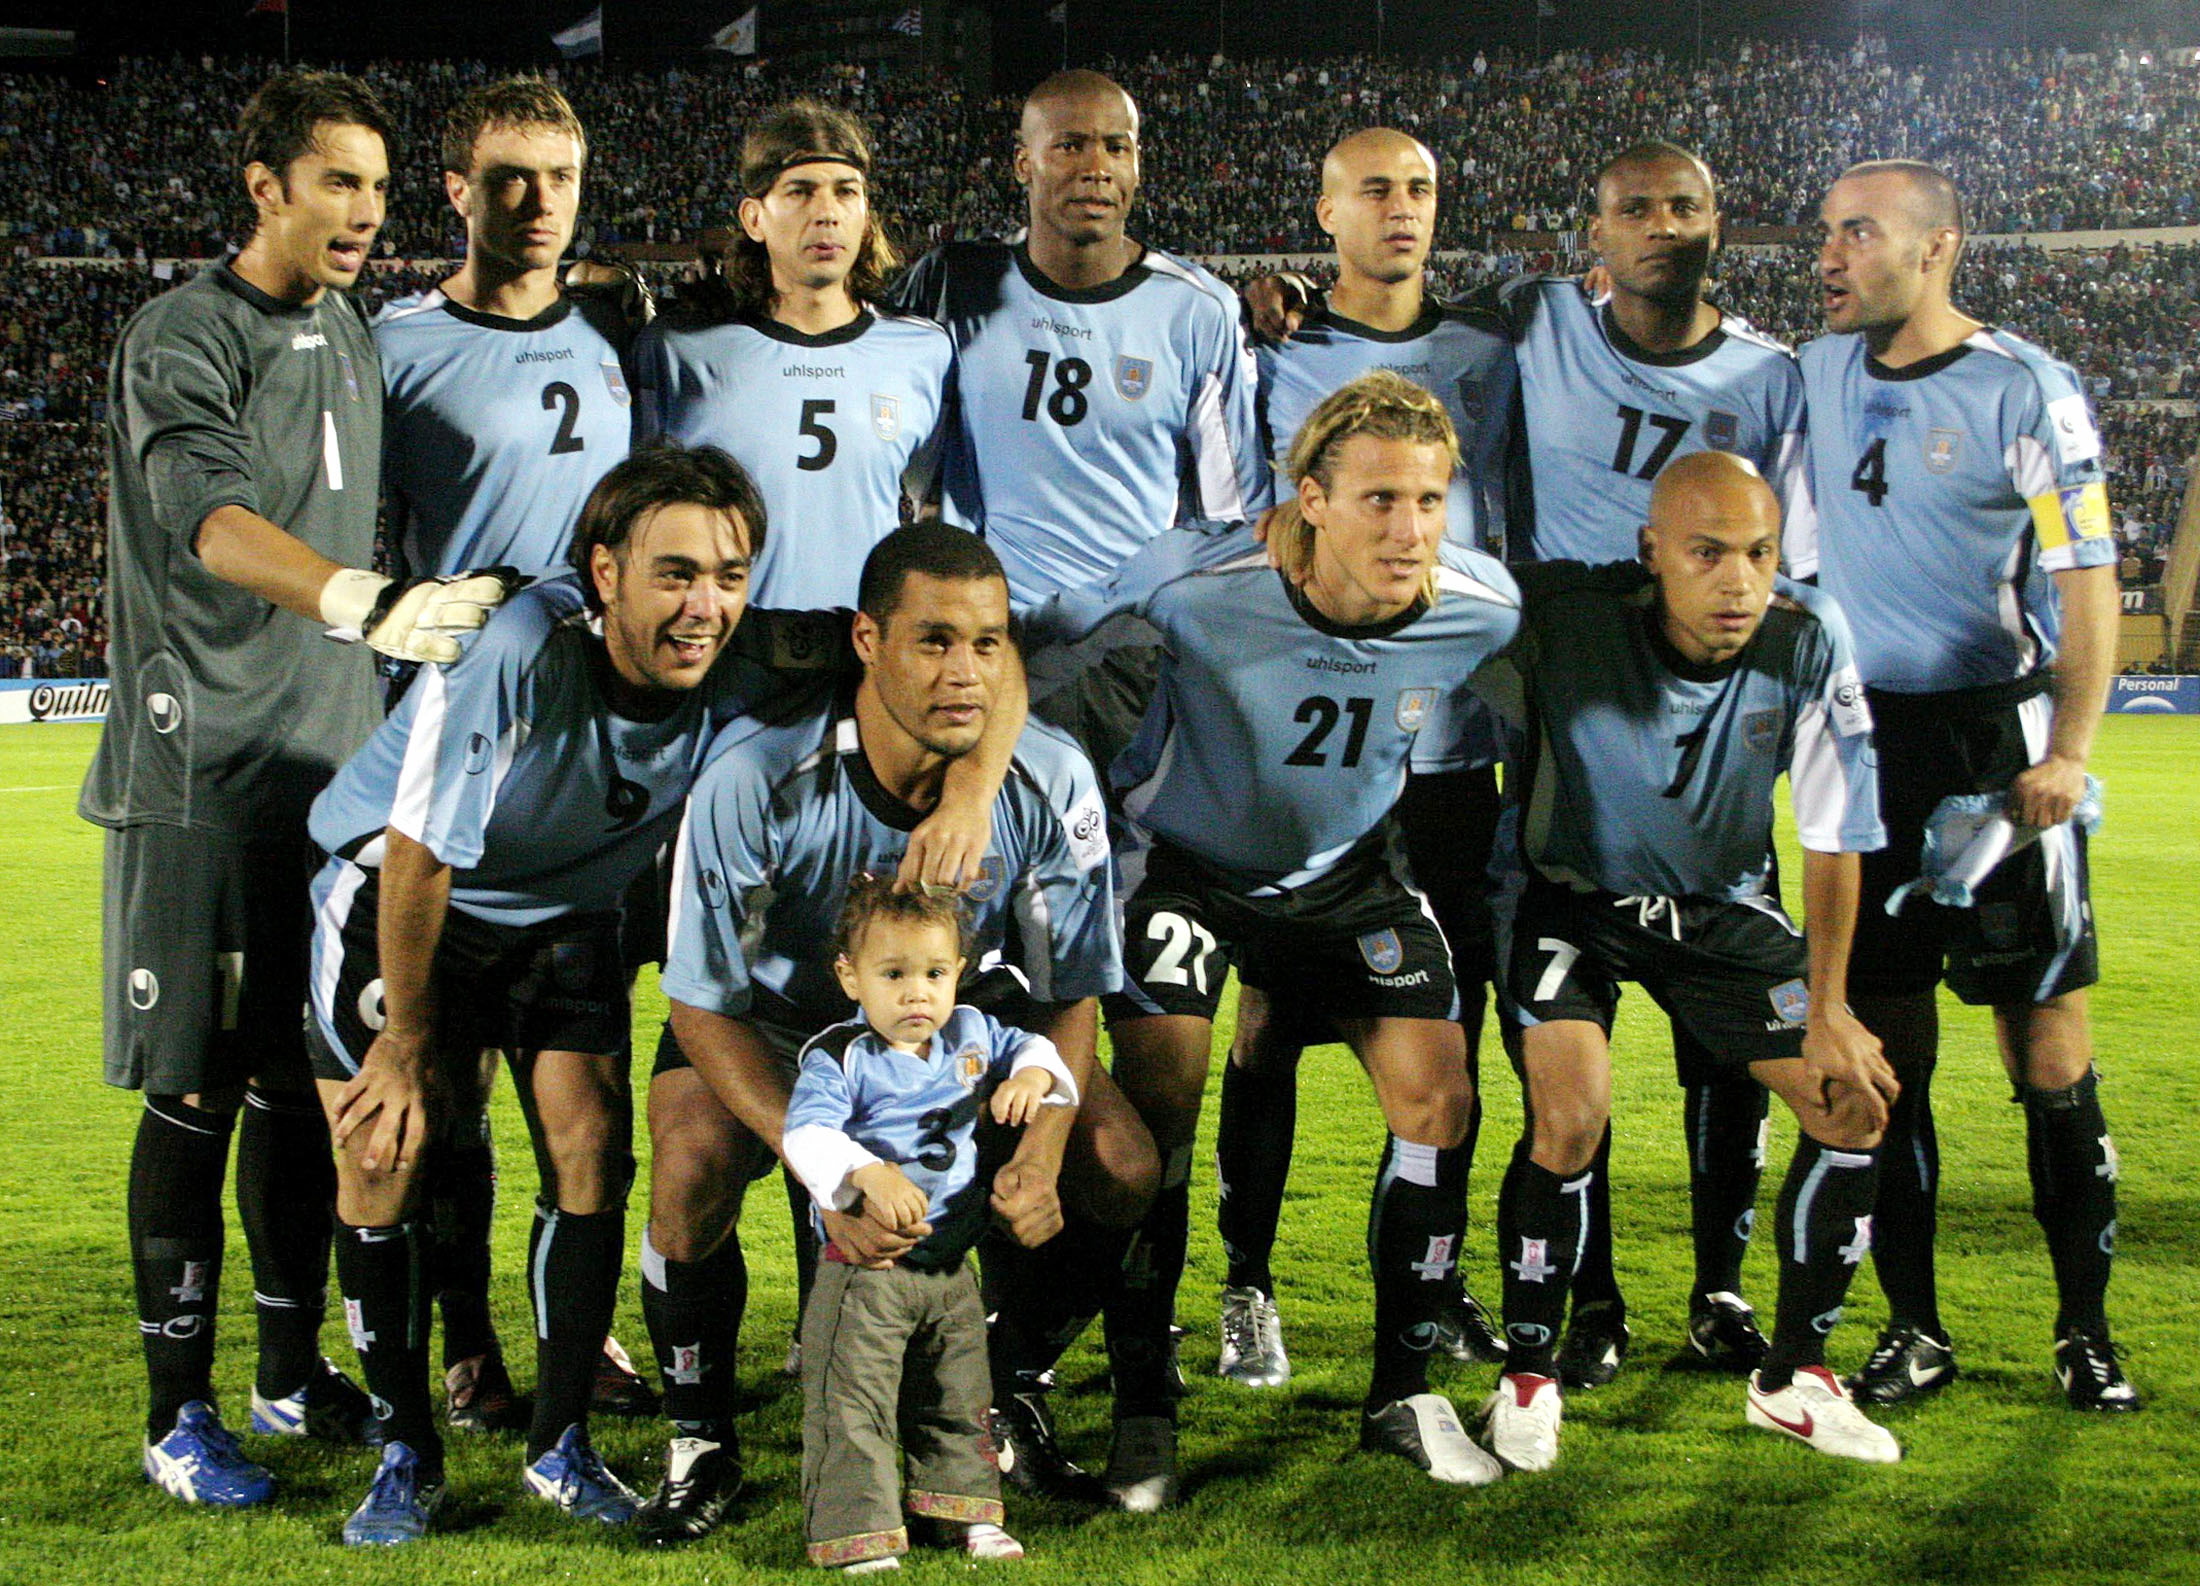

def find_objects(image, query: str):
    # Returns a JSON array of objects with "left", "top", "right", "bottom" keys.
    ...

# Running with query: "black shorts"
[
  {"left": 1396, "top": 763, "right": 1502, "bottom": 991},
  {"left": 1107, "top": 833, "right": 1457, "bottom": 1025},
  {"left": 101, "top": 824, "right": 314, "bottom": 1094},
  {"left": 1506, "top": 875, "right": 1810, "bottom": 1068},
  {"left": 305, "top": 860, "right": 630, "bottom": 1084},
  {"left": 1853, "top": 677, "right": 2099, "bottom": 1005},
  {"left": 619, "top": 841, "right": 674, "bottom": 974}
]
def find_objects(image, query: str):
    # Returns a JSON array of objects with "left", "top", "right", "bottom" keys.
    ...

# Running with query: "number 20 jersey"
[
  {"left": 1496, "top": 275, "right": 1813, "bottom": 570},
  {"left": 1799, "top": 328, "right": 2116, "bottom": 695},
  {"left": 374, "top": 291, "right": 634, "bottom": 580},
  {"left": 631, "top": 306, "right": 953, "bottom": 608},
  {"left": 890, "top": 240, "right": 1269, "bottom": 602}
]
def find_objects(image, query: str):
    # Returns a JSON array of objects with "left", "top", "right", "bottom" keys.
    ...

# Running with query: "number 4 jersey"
[
  {"left": 1800, "top": 327, "right": 2117, "bottom": 695},
  {"left": 375, "top": 290, "right": 636, "bottom": 580}
]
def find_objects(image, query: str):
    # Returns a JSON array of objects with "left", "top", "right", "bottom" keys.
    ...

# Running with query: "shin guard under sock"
[
  {"left": 526, "top": 1204, "right": 625, "bottom": 1460},
  {"left": 1760, "top": 1138, "right": 1880, "bottom": 1389},
  {"left": 1496, "top": 1141, "right": 1590, "bottom": 1378},
  {"left": 237, "top": 1086, "right": 335, "bottom": 1400},
  {"left": 2021, "top": 1068, "right": 2117, "bottom": 1334},
  {"left": 335, "top": 1217, "right": 440, "bottom": 1469},
  {"left": 1568, "top": 1124, "right": 1621, "bottom": 1313},
  {"left": 1366, "top": 1134, "right": 1467, "bottom": 1408},
  {"left": 1104, "top": 1144, "right": 1192, "bottom": 1417},
  {"left": 132, "top": 1096, "right": 235, "bottom": 1437},
  {"left": 640, "top": 1227, "right": 745, "bottom": 1443},
  {"left": 1215, "top": 1053, "right": 1298, "bottom": 1295},
  {"left": 428, "top": 1105, "right": 499, "bottom": 1368},
  {"left": 1684, "top": 1076, "right": 1769, "bottom": 1300}
]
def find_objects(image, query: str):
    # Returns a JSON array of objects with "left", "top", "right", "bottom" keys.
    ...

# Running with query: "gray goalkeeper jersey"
[{"left": 82, "top": 262, "right": 384, "bottom": 835}]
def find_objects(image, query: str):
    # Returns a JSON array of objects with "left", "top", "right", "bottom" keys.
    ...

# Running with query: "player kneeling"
[{"left": 1479, "top": 452, "right": 1903, "bottom": 1469}]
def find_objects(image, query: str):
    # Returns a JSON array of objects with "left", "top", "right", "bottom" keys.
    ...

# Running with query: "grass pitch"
[{"left": 0, "top": 719, "right": 2193, "bottom": 1585}]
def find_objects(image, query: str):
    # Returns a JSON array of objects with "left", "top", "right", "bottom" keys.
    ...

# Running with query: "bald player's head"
[
  {"left": 1319, "top": 127, "right": 1439, "bottom": 287},
  {"left": 1595, "top": 140, "right": 1717, "bottom": 213},
  {"left": 1640, "top": 451, "right": 1783, "bottom": 666},
  {"left": 1020, "top": 70, "right": 1137, "bottom": 143},
  {"left": 1835, "top": 159, "right": 1965, "bottom": 236},
  {"left": 1014, "top": 69, "right": 1140, "bottom": 251}
]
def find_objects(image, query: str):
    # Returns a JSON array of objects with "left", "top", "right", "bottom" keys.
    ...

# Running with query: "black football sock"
[
  {"left": 1856, "top": 995, "right": 1943, "bottom": 1338},
  {"left": 1443, "top": 989, "right": 1488, "bottom": 1310},
  {"left": 1685, "top": 1076, "right": 1769, "bottom": 1300},
  {"left": 1366, "top": 1134, "right": 1468, "bottom": 1409},
  {"left": 1104, "top": 1144, "right": 1193, "bottom": 1419},
  {"left": 2020, "top": 1068, "right": 2118, "bottom": 1334},
  {"left": 429, "top": 1103, "right": 499, "bottom": 1368},
  {"left": 236, "top": 1086, "right": 335, "bottom": 1401},
  {"left": 640, "top": 1227, "right": 744, "bottom": 1445},
  {"left": 1497, "top": 1140, "right": 1589, "bottom": 1378},
  {"left": 526, "top": 1203, "right": 625, "bottom": 1461},
  {"left": 782, "top": 1163, "right": 819, "bottom": 1338},
  {"left": 131, "top": 1095, "right": 235, "bottom": 1438},
  {"left": 334, "top": 1216, "right": 441, "bottom": 1471},
  {"left": 1759, "top": 1138, "right": 1880, "bottom": 1391},
  {"left": 982, "top": 1216, "right": 1128, "bottom": 1395},
  {"left": 1215, "top": 1050, "right": 1299, "bottom": 1296},
  {"left": 1567, "top": 1123, "right": 1622, "bottom": 1314}
]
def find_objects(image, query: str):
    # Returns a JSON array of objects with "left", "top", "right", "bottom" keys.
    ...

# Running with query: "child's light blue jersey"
[
  {"left": 1255, "top": 302, "right": 1516, "bottom": 557},
  {"left": 889, "top": 240, "right": 1267, "bottom": 601},
  {"left": 1482, "top": 561, "right": 1884, "bottom": 901},
  {"left": 374, "top": 291, "right": 633, "bottom": 579},
  {"left": 661, "top": 691, "right": 1119, "bottom": 1025},
  {"left": 1020, "top": 524, "right": 1520, "bottom": 891},
  {"left": 784, "top": 1004, "right": 1075, "bottom": 1267},
  {"left": 1496, "top": 275, "right": 1814, "bottom": 571},
  {"left": 1800, "top": 328, "right": 2117, "bottom": 695},
  {"left": 307, "top": 578, "right": 829, "bottom": 927},
  {"left": 631, "top": 306, "right": 953, "bottom": 608}
]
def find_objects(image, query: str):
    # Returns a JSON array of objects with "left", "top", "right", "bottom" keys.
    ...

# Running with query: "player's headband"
[{"left": 746, "top": 150, "right": 870, "bottom": 197}]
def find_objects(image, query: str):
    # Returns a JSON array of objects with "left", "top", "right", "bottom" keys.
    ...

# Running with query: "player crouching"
[{"left": 1478, "top": 452, "right": 1903, "bottom": 1468}]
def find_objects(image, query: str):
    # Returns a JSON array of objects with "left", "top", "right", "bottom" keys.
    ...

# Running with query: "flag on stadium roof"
[
  {"left": 710, "top": 7, "right": 759, "bottom": 54},
  {"left": 552, "top": 7, "right": 604, "bottom": 58},
  {"left": 246, "top": 0, "right": 286, "bottom": 15},
  {"left": 891, "top": 8, "right": 922, "bottom": 36}
]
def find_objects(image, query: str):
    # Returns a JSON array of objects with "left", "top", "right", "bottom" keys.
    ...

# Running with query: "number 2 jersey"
[
  {"left": 1799, "top": 327, "right": 2117, "bottom": 695},
  {"left": 889, "top": 239, "right": 1268, "bottom": 601},
  {"left": 374, "top": 290, "right": 636, "bottom": 580},
  {"left": 630, "top": 305, "right": 953, "bottom": 608},
  {"left": 1493, "top": 275, "right": 1814, "bottom": 570},
  {"left": 1481, "top": 561, "right": 1884, "bottom": 901},
  {"left": 1019, "top": 524, "right": 1521, "bottom": 892}
]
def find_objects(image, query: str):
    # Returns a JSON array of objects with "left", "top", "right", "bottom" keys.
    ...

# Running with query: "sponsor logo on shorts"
[
  {"left": 147, "top": 693, "right": 182, "bottom": 734},
  {"left": 871, "top": 393, "right": 900, "bottom": 441},
  {"left": 552, "top": 940, "right": 600, "bottom": 993},
  {"left": 1767, "top": 978, "right": 1810, "bottom": 1025},
  {"left": 1925, "top": 428, "right": 1962, "bottom": 473},
  {"left": 1395, "top": 687, "right": 1435, "bottom": 731},
  {"left": 1358, "top": 928, "right": 1404, "bottom": 975},
  {"left": 1115, "top": 356, "right": 1153, "bottom": 401},
  {"left": 128, "top": 968, "right": 161, "bottom": 1011},
  {"left": 1371, "top": 969, "right": 1432, "bottom": 989}
]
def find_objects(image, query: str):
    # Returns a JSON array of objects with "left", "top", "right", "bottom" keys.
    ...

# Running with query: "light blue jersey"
[
  {"left": 632, "top": 306, "right": 952, "bottom": 607},
  {"left": 1495, "top": 276, "right": 1814, "bottom": 571},
  {"left": 661, "top": 690, "right": 1120, "bottom": 1026},
  {"left": 1020, "top": 525, "right": 1520, "bottom": 890},
  {"left": 890, "top": 240, "right": 1267, "bottom": 601},
  {"left": 784, "top": 1004, "right": 1075, "bottom": 1268},
  {"left": 307, "top": 577, "right": 828, "bottom": 927},
  {"left": 375, "top": 291, "right": 634, "bottom": 579},
  {"left": 1256, "top": 302, "right": 1516, "bottom": 557},
  {"left": 1482, "top": 561, "right": 1884, "bottom": 900},
  {"left": 1800, "top": 328, "right": 2117, "bottom": 695}
]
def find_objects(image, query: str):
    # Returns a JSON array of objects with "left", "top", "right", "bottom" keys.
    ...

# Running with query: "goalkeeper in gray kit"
[{"left": 82, "top": 69, "right": 514, "bottom": 1507}]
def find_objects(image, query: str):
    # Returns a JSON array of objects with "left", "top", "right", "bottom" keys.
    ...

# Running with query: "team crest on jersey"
[
  {"left": 955, "top": 1045, "right": 989, "bottom": 1088},
  {"left": 1743, "top": 708, "right": 1782, "bottom": 754},
  {"left": 1925, "top": 428, "right": 1962, "bottom": 473},
  {"left": 1767, "top": 978, "right": 1810, "bottom": 1026},
  {"left": 601, "top": 359, "right": 630, "bottom": 406},
  {"left": 1705, "top": 409, "right": 1740, "bottom": 449},
  {"left": 964, "top": 856, "right": 1006, "bottom": 904},
  {"left": 1115, "top": 356, "right": 1154, "bottom": 401},
  {"left": 1358, "top": 929, "right": 1404, "bottom": 975},
  {"left": 871, "top": 394, "right": 900, "bottom": 441},
  {"left": 1395, "top": 687, "right": 1435, "bottom": 731}
]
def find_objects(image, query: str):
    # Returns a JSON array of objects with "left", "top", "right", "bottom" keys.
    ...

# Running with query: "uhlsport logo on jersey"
[
  {"left": 1358, "top": 928, "right": 1404, "bottom": 975},
  {"left": 1925, "top": 428, "right": 1962, "bottom": 473},
  {"left": 601, "top": 359, "right": 631, "bottom": 405},
  {"left": 1395, "top": 687, "right": 1435, "bottom": 731},
  {"left": 871, "top": 393, "right": 900, "bottom": 441},
  {"left": 1705, "top": 409, "right": 1740, "bottom": 449},
  {"left": 1115, "top": 356, "right": 1153, "bottom": 401}
]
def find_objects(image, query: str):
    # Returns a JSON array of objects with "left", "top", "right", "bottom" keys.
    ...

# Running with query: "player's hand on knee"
[
  {"left": 2007, "top": 752, "right": 2086, "bottom": 830},
  {"left": 898, "top": 797, "right": 992, "bottom": 892},
  {"left": 1801, "top": 1005, "right": 1897, "bottom": 1134},
  {"left": 821, "top": 1202, "right": 925, "bottom": 1269},
  {"left": 989, "top": 1159, "right": 1065, "bottom": 1248},
  {"left": 333, "top": 1035, "right": 432, "bottom": 1176},
  {"left": 319, "top": 566, "right": 527, "bottom": 665}
]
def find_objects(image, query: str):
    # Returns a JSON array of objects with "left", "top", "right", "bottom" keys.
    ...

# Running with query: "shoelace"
[
  {"left": 1615, "top": 894, "right": 1683, "bottom": 940},
  {"left": 365, "top": 1460, "right": 418, "bottom": 1514},
  {"left": 1222, "top": 1300, "right": 1266, "bottom": 1356},
  {"left": 196, "top": 1419, "right": 249, "bottom": 1464}
]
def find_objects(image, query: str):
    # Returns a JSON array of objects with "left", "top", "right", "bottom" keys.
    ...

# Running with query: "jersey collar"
[
  {"left": 739, "top": 306, "right": 876, "bottom": 348},
  {"left": 437, "top": 293, "right": 575, "bottom": 333},
  {"left": 1281, "top": 569, "right": 1430, "bottom": 640},
  {"left": 1310, "top": 302, "right": 1446, "bottom": 345},
  {"left": 1863, "top": 338, "right": 1977, "bottom": 382},
  {"left": 835, "top": 707, "right": 926, "bottom": 833},
  {"left": 1012, "top": 240, "right": 1150, "bottom": 305},
  {"left": 1600, "top": 302, "right": 1728, "bottom": 369},
  {"left": 213, "top": 259, "right": 319, "bottom": 320}
]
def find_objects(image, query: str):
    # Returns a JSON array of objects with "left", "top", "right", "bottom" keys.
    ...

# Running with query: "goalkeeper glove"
[{"left": 319, "top": 567, "right": 527, "bottom": 664}]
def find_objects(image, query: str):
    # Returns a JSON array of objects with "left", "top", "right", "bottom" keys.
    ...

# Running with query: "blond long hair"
[{"left": 1269, "top": 370, "right": 1460, "bottom": 605}]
